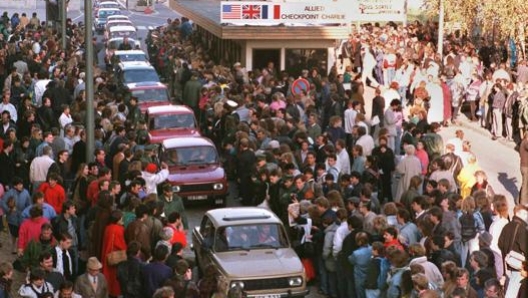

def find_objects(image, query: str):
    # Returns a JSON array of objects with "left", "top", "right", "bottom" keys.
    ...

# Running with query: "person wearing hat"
[
  {"left": 74, "top": 257, "right": 108, "bottom": 298},
  {"left": 141, "top": 162, "right": 169, "bottom": 195},
  {"left": 18, "top": 267, "right": 54, "bottom": 297},
  {"left": 159, "top": 183, "right": 189, "bottom": 230}
]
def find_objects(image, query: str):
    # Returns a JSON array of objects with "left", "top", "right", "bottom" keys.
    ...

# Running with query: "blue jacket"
[
  {"left": 1, "top": 188, "right": 31, "bottom": 226},
  {"left": 141, "top": 261, "right": 173, "bottom": 298},
  {"left": 22, "top": 203, "right": 57, "bottom": 220},
  {"left": 386, "top": 266, "right": 410, "bottom": 298},
  {"left": 349, "top": 245, "right": 372, "bottom": 298}
]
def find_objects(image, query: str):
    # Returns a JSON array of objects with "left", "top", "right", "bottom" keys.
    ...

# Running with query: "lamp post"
[
  {"left": 85, "top": 0, "right": 95, "bottom": 162},
  {"left": 61, "top": 0, "right": 67, "bottom": 50},
  {"left": 438, "top": 0, "right": 444, "bottom": 59}
]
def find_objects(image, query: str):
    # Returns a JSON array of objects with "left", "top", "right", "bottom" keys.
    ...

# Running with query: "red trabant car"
[
  {"left": 159, "top": 137, "right": 228, "bottom": 206},
  {"left": 146, "top": 105, "right": 201, "bottom": 143}
]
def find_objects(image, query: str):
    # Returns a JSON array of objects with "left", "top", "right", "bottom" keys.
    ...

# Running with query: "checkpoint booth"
[
  {"left": 169, "top": 0, "right": 410, "bottom": 76},
  {"left": 170, "top": 0, "right": 352, "bottom": 76}
]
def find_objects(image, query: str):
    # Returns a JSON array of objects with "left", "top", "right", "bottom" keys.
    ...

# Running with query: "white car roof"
[
  {"left": 109, "top": 25, "right": 136, "bottom": 32},
  {"left": 147, "top": 105, "right": 193, "bottom": 115},
  {"left": 114, "top": 50, "right": 145, "bottom": 56},
  {"left": 106, "top": 20, "right": 133, "bottom": 25},
  {"left": 107, "top": 15, "right": 129, "bottom": 20},
  {"left": 99, "top": 1, "right": 119, "bottom": 4}
]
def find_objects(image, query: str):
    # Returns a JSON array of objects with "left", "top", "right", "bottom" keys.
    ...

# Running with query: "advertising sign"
[
  {"left": 220, "top": 1, "right": 351, "bottom": 25},
  {"left": 354, "top": 0, "right": 406, "bottom": 23}
]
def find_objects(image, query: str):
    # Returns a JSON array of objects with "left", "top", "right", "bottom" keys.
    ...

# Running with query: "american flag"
[
  {"left": 222, "top": 4, "right": 241, "bottom": 20},
  {"left": 242, "top": 5, "right": 262, "bottom": 19}
]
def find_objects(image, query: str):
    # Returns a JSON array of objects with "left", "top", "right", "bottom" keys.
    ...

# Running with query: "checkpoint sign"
[{"left": 291, "top": 78, "right": 310, "bottom": 96}]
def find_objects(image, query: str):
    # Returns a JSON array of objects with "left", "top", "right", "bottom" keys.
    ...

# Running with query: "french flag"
[{"left": 261, "top": 5, "right": 281, "bottom": 19}]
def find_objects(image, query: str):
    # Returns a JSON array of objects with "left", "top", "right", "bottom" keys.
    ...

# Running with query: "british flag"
[{"left": 242, "top": 5, "right": 262, "bottom": 19}]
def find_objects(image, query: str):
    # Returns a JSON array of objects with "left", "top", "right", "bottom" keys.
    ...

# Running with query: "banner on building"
[
  {"left": 353, "top": 0, "right": 406, "bottom": 23},
  {"left": 220, "top": 1, "right": 407, "bottom": 25},
  {"left": 0, "top": 0, "right": 36, "bottom": 9},
  {"left": 220, "top": 1, "right": 351, "bottom": 25}
]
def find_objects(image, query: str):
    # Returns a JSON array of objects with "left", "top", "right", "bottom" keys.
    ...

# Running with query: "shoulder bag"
[
  {"left": 504, "top": 223, "right": 525, "bottom": 271},
  {"left": 107, "top": 232, "right": 127, "bottom": 266}
]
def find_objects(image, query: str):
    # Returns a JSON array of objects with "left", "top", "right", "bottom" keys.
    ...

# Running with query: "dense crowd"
[{"left": 0, "top": 7, "right": 527, "bottom": 298}]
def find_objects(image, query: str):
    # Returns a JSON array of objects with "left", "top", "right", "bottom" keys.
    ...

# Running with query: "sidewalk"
[{"left": 456, "top": 114, "right": 517, "bottom": 150}]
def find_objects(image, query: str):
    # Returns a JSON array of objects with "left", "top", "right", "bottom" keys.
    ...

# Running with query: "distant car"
[
  {"left": 115, "top": 61, "right": 159, "bottom": 87},
  {"left": 160, "top": 137, "right": 228, "bottom": 206},
  {"left": 193, "top": 207, "right": 308, "bottom": 297},
  {"left": 108, "top": 25, "right": 137, "bottom": 40},
  {"left": 94, "top": 0, "right": 120, "bottom": 14},
  {"left": 107, "top": 49, "right": 147, "bottom": 72},
  {"left": 126, "top": 81, "right": 170, "bottom": 113},
  {"left": 106, "top": 14, "right": 130, "bottom": 23},
  {"left": 95, "top": 8, "right": 121, "bottom": 33},
  {"left": 146, "top": 105, "right": 200, "bottom": 143},
  {"left": 104, "top": 20, "right": 134, "bottom": 40}
]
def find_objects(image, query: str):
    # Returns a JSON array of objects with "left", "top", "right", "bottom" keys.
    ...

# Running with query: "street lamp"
[
  {"left": 438, "top": 0, "right": 444, "bottom": 59},
  {"left": 85, "top": 0, "right": 95, "bottom": 162}
]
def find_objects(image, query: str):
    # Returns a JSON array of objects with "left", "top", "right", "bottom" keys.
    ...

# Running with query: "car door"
[{"left": 193, "top": 215, "right": 215, "bottom": 272}]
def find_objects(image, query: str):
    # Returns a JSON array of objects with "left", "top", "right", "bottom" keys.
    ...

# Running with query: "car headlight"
[
  {"left": 213, "top": 183, "right": 224, "bottom": 190},
  {"left": 288, "top": 276, "right": 303, "bottom": 287},
  {"left": 172, "top": 185, "right": 181, "bottom": 192},
  {"left": 230, "top": 281, "right": 244, "bottom": 289}
]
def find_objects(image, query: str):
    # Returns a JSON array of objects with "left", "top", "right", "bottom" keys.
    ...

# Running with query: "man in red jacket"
[
  {"left": 86, "top": 167, "right": 111, "bottom": 207},
  {"left": 38, "top": 172, "right": 66, "bottom": 214}
]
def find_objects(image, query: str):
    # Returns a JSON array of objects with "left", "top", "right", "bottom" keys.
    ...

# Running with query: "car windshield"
[
  {"left": 213, "top": 224, "right": 288, "bottom": 252},
  {"left": 110, "top": 30, "right": 137, "bottom": 39},
  {"left": 124, "top": 69, "right": 159, "bottom": 84},
  {"left": 150, "top": 114, "right": 195, "bottom": 130},
  {"left": 98, "top": 10, "right": 120, "bottom": 18},
  {"left": 131, "top": 88, "right": 167, "bottom": 102},
  {"left": 162, "top": 146, "right": 218, "bottom": 166},
  {"left": 100, "top": 3, "right": 119, "bottom": 9},
  {"left": 115, "top": 53, "right": 146, "bottom": 63},
  {"left": 108, "top": 39, "right": 137, "bottom": 50}
]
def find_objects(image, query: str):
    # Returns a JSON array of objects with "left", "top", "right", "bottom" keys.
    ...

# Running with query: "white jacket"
[{"left": 141, "top": 169, "right": 170, "bottom": 195}]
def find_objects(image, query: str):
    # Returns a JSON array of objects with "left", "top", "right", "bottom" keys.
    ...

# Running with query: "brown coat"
[
  {"left": 74, "top": 272, "right": 109, "bottom": 298},
  {"left": 125, "top": 219, "right": 152, "bottom": 260},
  {"left": 88, "top": 206, "right": 111, "bottom": 261}
]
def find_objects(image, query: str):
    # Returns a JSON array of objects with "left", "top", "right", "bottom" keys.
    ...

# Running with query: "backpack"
[
  {"left": 377, "top": 257, "right": 391, "bottom": 290},
  {"left": 459, "top": 212, "right": 477, "bottom": 242}
]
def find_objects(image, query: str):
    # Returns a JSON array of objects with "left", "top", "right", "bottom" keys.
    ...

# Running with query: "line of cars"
[
  {"left": 93, "top": 1, "right": 228, "bottom": 207},
  {"left": 92, "top": 4, "right": 307, "bottom": 296}
]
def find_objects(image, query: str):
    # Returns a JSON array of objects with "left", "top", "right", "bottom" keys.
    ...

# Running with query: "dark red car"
[
  {"left": 146, "top": 105, "right": 201, "bottom": 143},
  {"left": 159, "top": 137, "right": 228, "bottom": 206}
]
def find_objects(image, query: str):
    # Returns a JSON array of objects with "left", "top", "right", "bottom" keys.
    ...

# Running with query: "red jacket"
[
  {"left": 18, "top": 216, "right": 49, "bottom": 250},
  {"left": 87, "top": 177, "right": 108, "bottom": 207},
  {"left": 167, "top": 225, "right": 187, "bottom": 248},
  {"left": 38, "top": 182, "right": 66, "bottom": 214}
]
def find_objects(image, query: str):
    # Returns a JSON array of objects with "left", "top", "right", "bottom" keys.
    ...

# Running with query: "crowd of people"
[{"left": 0, "top": 6, "right": 526, "bottom": 298}]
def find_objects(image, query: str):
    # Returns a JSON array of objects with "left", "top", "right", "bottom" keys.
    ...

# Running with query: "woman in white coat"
[{"left": 426, "top": 78, "right": 444, "bottom": 124}]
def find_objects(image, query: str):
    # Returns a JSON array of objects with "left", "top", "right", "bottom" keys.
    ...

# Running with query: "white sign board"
[
  {"left": 0, "top": 0, "right": 36, "bottom": 9},
  {"left": 220, "top": 1, "right": 407, "bottom": 25},
  {"left": 220, "top": 1, "right": 351, "bottom": 25}
]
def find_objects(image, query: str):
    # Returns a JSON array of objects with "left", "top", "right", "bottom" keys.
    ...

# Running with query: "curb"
[{"left": 456, "top": 115, "right": 517, "bottom": 150}]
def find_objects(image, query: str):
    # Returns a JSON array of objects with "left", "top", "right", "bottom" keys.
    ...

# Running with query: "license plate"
[
  {"left": 255, "top": 295, "right": 281, "bottom": 298},
  {"left": 187, "top": 195, "right": 207, "bottom": 201},
  {"left": 215, "top": 198, "right": 224, "bottom": 204}
]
